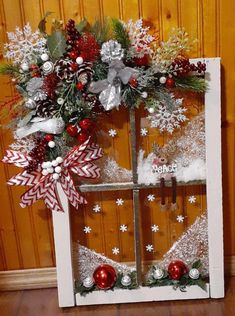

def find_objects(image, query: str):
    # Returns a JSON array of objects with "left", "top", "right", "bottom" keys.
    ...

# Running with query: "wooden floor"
[{"left": 0, "top": 278, "right": 234, "bottom": 316}]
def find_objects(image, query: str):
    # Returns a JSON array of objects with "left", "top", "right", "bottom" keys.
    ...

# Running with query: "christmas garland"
[{"left": 0, "top": 16, "right": 207, "bottom": 212}]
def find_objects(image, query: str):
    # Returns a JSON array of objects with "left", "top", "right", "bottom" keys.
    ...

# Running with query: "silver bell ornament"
[
  {"left": 189, "top": 268, "right": 200, "bottom": 280},
  {"left": 25, "top": 98, "right": 36, "bottom": 109},
  {"left": 83, "top": 276, "right": 95, "bottom": 289},
  {"left": 121, "top": 275, "right": 132, "bottom": 287},
  {"left": 153, "top": 268, "right": 164, "bottom": 280}
]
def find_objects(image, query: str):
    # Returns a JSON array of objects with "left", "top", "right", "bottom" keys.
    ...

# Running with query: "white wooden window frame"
[{"left": 52, "top": 58, "right": 224, "bottom": 307}]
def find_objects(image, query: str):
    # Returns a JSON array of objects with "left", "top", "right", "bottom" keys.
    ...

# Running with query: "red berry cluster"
[
  {"left": 66, "top": 118, "right": 94, "bottom": 144},
  {"left": 43, "top": 73, "right": 59, "bottom": 100},
  {"left": 66, "top": 19, "right": 81, "bottom": 50},
  {"left": 77, "top": 32, "right": 100, "bottom": 62},
  {"left": 25, "top": 139, "right": 47, "bottom": 172},
  {"left": 171, "top": 58, "right": 206, "bottom": 77}
]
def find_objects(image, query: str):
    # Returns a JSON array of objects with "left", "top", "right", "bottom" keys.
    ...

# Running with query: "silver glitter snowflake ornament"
[{"left": 4, "top": 23, "right": 47, "bottom": 65}]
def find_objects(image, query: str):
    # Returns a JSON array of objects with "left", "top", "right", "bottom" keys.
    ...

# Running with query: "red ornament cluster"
[
  {"left": 66, "top": 118, "right": 94, "bottom": 144},
  {"left": 65, "top": 19, "right": 81, "bottom": 50},
  {"left": 25, "top": 139, "right": 47, "bottom": 172}
]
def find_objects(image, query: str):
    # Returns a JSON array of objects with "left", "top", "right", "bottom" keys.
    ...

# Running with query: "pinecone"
[
  {"left": 54, "top": 58, "right": 75, "bottom": 82},
  {"left": 77, "top": 62, "right": 94, "bottom": 85},
  {"left": 36, "top": 98, "right": 58, "bottom": 118}
]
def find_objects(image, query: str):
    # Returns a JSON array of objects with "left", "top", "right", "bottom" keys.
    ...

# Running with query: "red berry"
[
  {"left": 166, "top": 78, "right": 175, "bottom": 88},
  {"left": 44, "top": 134, "right": 54, "bottom": 142},
  {"left": 76, "top": 82, "right": 85, "bottom": 91},
  {"left": 30, "top": 64, "right": 38, "bottom": 70},
  {"left": 129, "top": 78, "right": 138, "bottom": 88},
  {"left": 32, "top": 72, "right": 40, "bottom": 78},
  {"left": 69, "top": 51, "right": 78, "bottom": 60},
  {"left": 76, "top": 131, "right": 89, "bottom": 143},
  {"left": 79, "top": 118, "right": 93, "bottom": 130},
  {"left": 133, "top": 55, "right": 149, "bottom": 66},
  {"left": 66, "top": 124, "right": 78, "bottom": 137},
  {"left": 70, "top": 63, "right": 78, "bottom": 72}
]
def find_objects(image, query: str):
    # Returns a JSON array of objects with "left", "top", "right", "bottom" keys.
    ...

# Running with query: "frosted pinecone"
[
  {"left": 36, "top": 98, "right": 58, "bottom": 118},
  {"left": 77, "top": 62, "right": 94, "bottom": 84},
  {"left": 54, "top": 58, "right": 74, "bottom": 82}
]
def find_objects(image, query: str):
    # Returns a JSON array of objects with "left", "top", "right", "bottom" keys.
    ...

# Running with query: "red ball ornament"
[
  {"left": 69, "top": 51, "right": 78, "bottom": 60},
  {"left": 76, "top": 82, "right": 85, "bottom": 91},
  {"left": 129, "top": 78, "right": 138, "bottom": 88},
  {"left": 66, "top": 124, "right": 78, "bottom": 137},
  {"left": 76, "top": 131, "right": 89, "bottom": 143},
  {"left": 133, "top": 54, "right": 149, "bottom": 66},
  {"left": 165, "top": 78, "right": 175, "bottom": 88},
  {"left": 168, "top": 260, "right": 188, "bottom": 280},
  {"left": 79, "top": 118, "right": 93, "bottom": 130},
  {"left": 93, "top": 264, "right": 117, "bottom": 290},
  {"left": 44, "top": 134, "right": 54, "bottom": 142}
]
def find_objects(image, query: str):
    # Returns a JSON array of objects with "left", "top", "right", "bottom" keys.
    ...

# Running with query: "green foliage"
[
  {"left": 111, "top": 18, "right": 130, "bottom": 49},
  {"left": 47, "top": 31, "right": 67, "bottom": 60},
  {"left": 0, "top": 63, "right": 19, "bottom": 75},
  {"left": 93, "top": 62, "right": 108, "bottom": 81},
  {"left": 90, "top": 18, "right": 111, "bottom": 44},
  {"left": 76, "top": 19, "right": 88, "bottom": 33},
  {"left": 174, "top": 76, "right": 208, "bottom": 93}
]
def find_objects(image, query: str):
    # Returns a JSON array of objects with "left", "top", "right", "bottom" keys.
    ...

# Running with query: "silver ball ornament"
[
  {"left": 159, "top": 76, "right": 167, "bottom": 84},
  {"left": 21, "top": 62, "right": 29, "bottom": 72},
  {"left": 189, "top": 268, "right": 200, "bottom": 280},
  {"left": 121, "top": 275, "right": 132, "bottom": 287},
  {"left": 83, "top": 276, "right": 95, "bottom": 289},
  {"left": 153, "top": 268, "right": 164, "bottom": 280},
  {"left": 41, "top": 53, "right": 49, "bottom": 61}
]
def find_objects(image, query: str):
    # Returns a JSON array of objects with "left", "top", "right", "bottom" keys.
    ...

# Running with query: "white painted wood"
[
  {"left": 52, "top": 183, "right": 75, "bottom": 307},
  {"left": 75, "top": 284, "right": 210, "bottom": 306},
  {"left": 204, "top": 57, "right": 224, "bottom": 298}
]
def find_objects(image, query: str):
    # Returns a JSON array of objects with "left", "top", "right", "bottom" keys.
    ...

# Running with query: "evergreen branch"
[
  {"left": 0, "top": 63, "right": 20, "bottom": 75},
  {"left": 111, "top": 18, "right": 130, "bottom": 49},
  {"left": 174, "top": 76, "right": 208, "bottom": 93},
  {"left": 90, "top": 18, "right": 111, "bottom": 44}
]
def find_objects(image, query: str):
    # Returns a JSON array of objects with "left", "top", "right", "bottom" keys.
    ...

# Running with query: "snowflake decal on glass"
[
  {"left": 108, "top": 129, "right": 117, "bottom": 137},
  {"left": 147, "top": 194, "right": 155, "bottom": 202},
  {"left": 188, "top": 196, "right": 197, "bottom": 204},
  {"left": 146, "top": 244, "right": 154, "bottom": 252},
  {"left": 93, "top": 204, "right": 101, "bottom": 213},
  {"left": 124, "top": 19, "right": 155, "bottom": 58},
  {"left": 4, "top": 23, "right": 47, "bottom": 65},
  {"left": 112, "top": 247, "right": 120, "bottom": 255},
  {"left": 148, "top": 95, "right": 187, "bottom": 134},
  {"left": 83, "top": 226, "right": 92, "bottom": 234},
  {"left": 151, "top": 224, "right": 159, "bottom": 232},
  {"left": 116, "top": 198, "right": 124, "bottom": 206},
  {"left": 120, "top": 224, "right": 128, "bottom": 232},
  {"left": 140, "top": 128, "right": 148, "bottom": 137},
  {"left": 176, "top": 215, "right": 185, "bottom": 223}
]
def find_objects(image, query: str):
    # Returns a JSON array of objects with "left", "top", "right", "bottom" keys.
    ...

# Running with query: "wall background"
[{"left": 0, "top": 0, "right": 234, "bottom": 271}]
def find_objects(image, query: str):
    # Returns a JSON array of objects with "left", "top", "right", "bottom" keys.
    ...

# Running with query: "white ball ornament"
[
  {"left": 42, "top": 61, "right": 54, "bottom": 75},
  {"left": 76, "top": 56, "right": 84, "bottom": 65},
  {"left": 52, "top": 173, "right": 60, "bottom": 180},
  {"left": 41, "top": 162, "right": 47, "bottom": 169},
  {"left": 42, "top": 169, "right": 49, "bottom": 176},
  {"left": 47, "top": 167, "right": 54, "bottom": 174},
  {"left": 25, "top": 98, "right": 36, "bottom": 109},
  {"left": 121, "top": 275, "right": 132, "bottom": 287},
  {"left": 153, "top": 268, "right": 164, "bottom": 280},
  {"left": 21, "top": 63, "right": 29, "bottom": 72},
  {"left": 56, "top": 157, "right": 63, "bottom": 164},
  {"left": 159, "top": 76, "right": 167, "bottom": 84},
  {"left": 148, "top": 107, "right": 155, "bottom": 114},
  {"left": 48, "top": 141, "right": 55, "bottom": 148},
  {"left": 46, "top": 161, "right": 52, "bottom": 168},
  {"left": 189, "top": 268, "right": 200, "bottom": 280},
  {"left": 52, "top": 160, "right": 58, "bottom": 167},
  {"left": 55, "top": 166, "right": 62, "bottom": 174},
  {"left": 41, "top": 53, "right": 49, "bottom": 61},
  {"left": 141, "top": 91, "right": 148, "bottom": 99},
  {"left": 83, "top": 276, "right": 94, "bottom": 288}
]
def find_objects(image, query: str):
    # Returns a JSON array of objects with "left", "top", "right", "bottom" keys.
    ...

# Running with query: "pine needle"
[
  {"left": 111, "top": 18, "right": 130, "bottom": 49},
  {"left": 0, "top": 63, "right": 19, "bottom": 75},
  {"left": 174, "top": 76, "right": 208, "bottom": 93},
  {"left": 90, "top": 18, "right": 111, "bottom": 44}
]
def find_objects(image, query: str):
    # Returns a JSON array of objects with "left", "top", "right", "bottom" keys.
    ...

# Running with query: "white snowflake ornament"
[
  {"left": 93, "top": 204, "right": 101, "bottom": 213},
  {"left": 4, "top": 23, "right": 47, "bottom": 65},
  {"left": 176, "top": 215, "right": 185, "bottom": 223}
]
